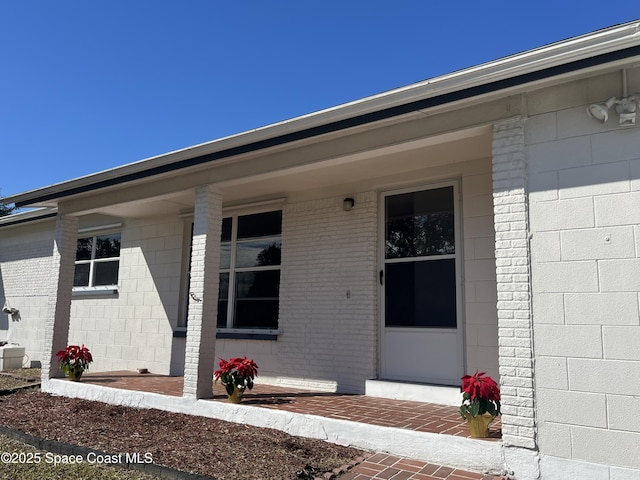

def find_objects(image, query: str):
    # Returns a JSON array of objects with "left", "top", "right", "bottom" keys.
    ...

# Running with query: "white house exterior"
[{"left": 1, "top": 20, "right": 640, "bottom": 479}]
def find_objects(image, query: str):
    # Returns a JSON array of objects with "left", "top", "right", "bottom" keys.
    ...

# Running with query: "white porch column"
[
  {"left": 42, "top": 213, "right": 78, "bottom": 383},
  {"left": 183, "top": 185, "right": 222, "bottom": 399},
  {"left": 492, "top": 117, "right": 541, "bottom": 477}
]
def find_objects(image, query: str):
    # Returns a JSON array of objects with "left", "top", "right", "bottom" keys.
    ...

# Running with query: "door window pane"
[
  {"left": 385, "top": 259, "right": 456, "bottom": 328},
  {"left": 386, "top": 187, "right": 455, "bottom": 259}
]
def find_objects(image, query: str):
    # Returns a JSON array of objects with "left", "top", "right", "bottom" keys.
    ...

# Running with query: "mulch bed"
[{"left": 0, "top": 390, "right": 367, "bottom": 479}]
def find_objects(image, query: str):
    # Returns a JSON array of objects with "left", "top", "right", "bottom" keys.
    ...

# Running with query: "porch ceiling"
[{"left": 86, "top": 127, "right": 492, "bottom": 219}]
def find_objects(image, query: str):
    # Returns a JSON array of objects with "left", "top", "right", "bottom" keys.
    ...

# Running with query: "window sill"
[
  {"left": 217, "top": 328, "right": 280, "bottom": 340},
  {"left": 172, "top": 329, "right": 280, "bottom": 340},
  {"left": 72, "top": 286, "right": 118, "bottom": 297}
]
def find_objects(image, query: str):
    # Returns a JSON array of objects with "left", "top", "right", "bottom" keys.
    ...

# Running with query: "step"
[{"left": 365, "top": 379, "right": 461, "bottom": 406}]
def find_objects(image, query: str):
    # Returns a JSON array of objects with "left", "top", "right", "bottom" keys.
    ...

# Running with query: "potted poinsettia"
[
  {"left": 460, "top": 370, "right": 501, "bottom": 437},
  {"left": 56, "top": 344, "right": 93, "bottom": 381},
  {"left": 214, "top": 356, "right": 258, "bottom": 403}
]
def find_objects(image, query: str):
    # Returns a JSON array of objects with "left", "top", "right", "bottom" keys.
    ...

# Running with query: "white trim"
[
  {"left": 78, "top": 223, "right": 122, "bottom": 234},
  {"left": 222, "top": 198, "right": 286, "bottom": 215},
  {"left": 72, "top": 286, "right": 118, "bottom": 296},
  {"left": 216, "top": 328, "right": 282, "bottom": 335},
  {"left": 178, "top": 198, "right": 287, "bottom": 219}
]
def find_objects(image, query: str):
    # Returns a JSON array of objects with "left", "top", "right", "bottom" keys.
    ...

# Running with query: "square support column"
[
  {"left": 183, "top": 185, "right": 223, "bottom": 399},
  {"left": 492, "top": 117, "right": 538, "bottom": 453},
  {"left": 42, "top": 213, "right": 78, "bottom": 384}
]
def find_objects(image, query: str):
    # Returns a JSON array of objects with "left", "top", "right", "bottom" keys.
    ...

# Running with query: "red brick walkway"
[
  {"left": 82, "top": 372, "right": 503, "bottom": 479},
  {"left": 345, "top": 453, "right": 497, "bottom": 480}
]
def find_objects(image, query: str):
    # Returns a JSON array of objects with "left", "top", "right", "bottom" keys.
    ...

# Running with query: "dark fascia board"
[
  {"left": 0, "top": 210, "right": 57, "bottom": 229},
  {"left": 14, "top": 44, "right": 640, "bottom": 209}
]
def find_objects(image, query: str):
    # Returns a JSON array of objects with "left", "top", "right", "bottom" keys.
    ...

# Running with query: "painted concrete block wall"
[
  {"left": 0, "top": 220, "right": 55, "bottom": 366},
  {"left": 461, "top": 159, "right": 499, "bottom": 381},
  {"left": 69, "top": 215, "right": 185, "bottom": 374},
  {"left": 527, "top": 68, "right": 640, "bottom": 474}
]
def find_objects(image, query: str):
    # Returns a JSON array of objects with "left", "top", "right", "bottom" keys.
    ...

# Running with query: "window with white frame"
[
  {"left": 217, "top": 210, "right": 281, "bottom": 330},
  {"left": 73, "top": 232, "right": 121, "bottom": 288}
]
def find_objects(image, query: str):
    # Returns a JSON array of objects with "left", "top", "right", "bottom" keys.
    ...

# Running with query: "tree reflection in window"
[
  {"left": 385, "top": 187, "right": 455, "bottom": 259},
  {"left": 95, "top": 234, "right": 121, "bottom": 258}
]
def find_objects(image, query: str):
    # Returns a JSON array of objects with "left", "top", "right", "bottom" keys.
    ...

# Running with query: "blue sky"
[{"left": 1, "top": 2, "right": 638, "bottom": 199}]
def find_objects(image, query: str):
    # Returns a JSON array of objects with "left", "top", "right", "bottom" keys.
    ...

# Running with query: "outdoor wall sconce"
[
  {"left": 587, "top": 69, "right": 639, "bottom": 127},
  {"left": 343, "top": 197, "right": 355, "bottom": 211},
  {"left": 2, "top": 303, "right": 18, "bottom": 316}
]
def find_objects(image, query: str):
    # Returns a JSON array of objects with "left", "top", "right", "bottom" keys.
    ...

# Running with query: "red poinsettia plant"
[
  {"left": 56, "top": 344, "right": 93, "bottom": 375},
  {"left": 460, "top": 370, "right": 501, "bottom": 419},
  {"left": 214, "top": 356, "right": 259, "bottom": 396}
]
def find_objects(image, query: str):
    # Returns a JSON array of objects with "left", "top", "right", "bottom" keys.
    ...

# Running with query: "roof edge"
[{"left": 0, "top": 208, "right": 58, "bottom": 229}]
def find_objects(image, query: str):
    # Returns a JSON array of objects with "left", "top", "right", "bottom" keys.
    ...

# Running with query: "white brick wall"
[
  {"left": 493, "top": 116, "right": 537, "bottom": 450},
  {"left": 43, "top": 213, "right": 78, "bottom": 381},
  {"left": 183, "top": 185, "right": 222, "bottom": 398},
  {"left": 527, "top": 66, "right": 640, "bottom": 474},
  {"left": 274, "top": 192, "right": 378, "bottom": 393}
]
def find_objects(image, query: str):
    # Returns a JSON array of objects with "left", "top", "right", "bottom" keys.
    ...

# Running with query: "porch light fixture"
[
  {"left": 586, "top": 69, "right": 640, "bottom": 127},
  {"left": 343, "top": 197, "right": 355, "bottom": 211},
  {"left": 587, "top": 95, "right": 639, "bottom": 126}
]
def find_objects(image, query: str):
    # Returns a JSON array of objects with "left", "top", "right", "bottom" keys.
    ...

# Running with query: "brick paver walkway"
[{"left": 343, "top": 453, "right": 498, "bottom": 479}]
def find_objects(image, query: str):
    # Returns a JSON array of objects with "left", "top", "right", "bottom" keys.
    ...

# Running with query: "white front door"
[{"left": 380, "top": 182, "right": 463, "bottom": 386}]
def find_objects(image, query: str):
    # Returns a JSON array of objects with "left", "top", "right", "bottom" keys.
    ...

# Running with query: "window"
[
  {"left": 217, "top": 210, "right": 281, "bottom": 330},
  {"left": 73, "top": 233, "right": 121, "bottom": 288}
]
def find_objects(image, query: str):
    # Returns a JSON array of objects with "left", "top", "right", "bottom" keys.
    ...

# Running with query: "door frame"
[{"left": 377, "top": 179, "right": 465, "bottom": 385}]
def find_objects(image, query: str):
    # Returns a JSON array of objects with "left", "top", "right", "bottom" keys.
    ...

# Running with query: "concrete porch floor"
[{"left": 58, "top": 371, "right": 505, "bottom": 479}]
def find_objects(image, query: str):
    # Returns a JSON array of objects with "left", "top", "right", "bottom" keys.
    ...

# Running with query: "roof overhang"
[
  {"left": 4, "top": 20, "right": 640, "bottom": 209},
  {"left": 0, "top": 208, "right": 57, "bottom": 229}
]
